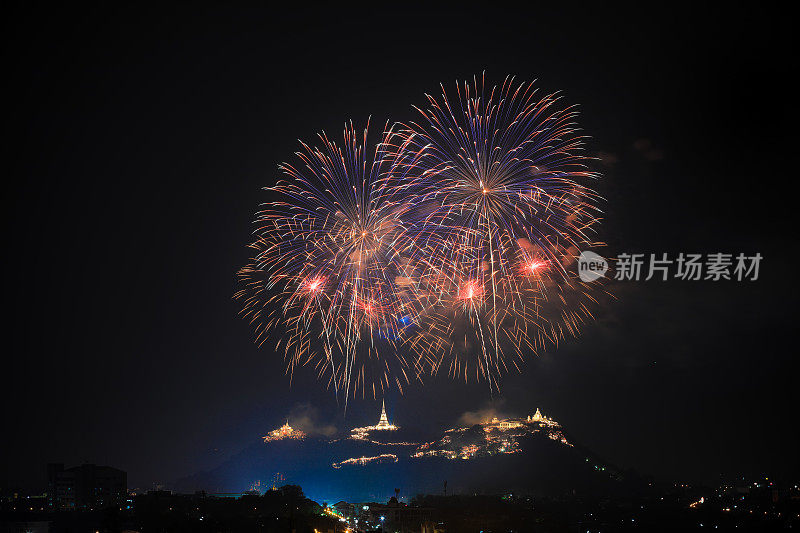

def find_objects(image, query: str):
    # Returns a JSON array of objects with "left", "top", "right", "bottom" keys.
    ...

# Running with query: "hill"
[{"left": 172, "top": 408, "right": 637, "bottom": 502}]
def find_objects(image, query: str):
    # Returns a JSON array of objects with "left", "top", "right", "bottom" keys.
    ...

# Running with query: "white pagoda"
[
  {"left": 376, "top": 400, "right": 392, "bottom": 428},
  {"left": 349, "top": 399, "right": 397, "bottom": 438}
]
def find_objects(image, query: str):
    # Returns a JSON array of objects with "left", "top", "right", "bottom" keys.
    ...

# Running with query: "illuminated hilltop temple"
[
  {"left": 350, "top": 400, "right": 398, "bottom": 439},
  {"left": 263, "top": 420, "right": 306, "bottom": 442},
  {"left": 527, "top": 407, "right": 556, "bottom": 425},
  {"left": 376, "top": 400, "right": 393, "bottom": 429},
  {"left": 412, "top": 407, "right": 571, "bottom": 461},
  {"left": 485, "top": 408, "right": 559, "bottom": 431}
]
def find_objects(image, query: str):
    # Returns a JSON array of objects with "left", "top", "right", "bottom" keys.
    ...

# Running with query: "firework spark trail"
[
  {"left": 397, "top": 74, "right": 605, "bottom": 390},
  {"left": 235, "top": 119, "right": 428, "bottom": 403},
  {"left": 236, "top": 75, "right": 606, "bottom": 399}
]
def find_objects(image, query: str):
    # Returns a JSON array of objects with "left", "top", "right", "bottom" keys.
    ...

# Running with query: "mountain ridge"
[{"left": 172, "top": 408, "right": 637, "bottom": 502}]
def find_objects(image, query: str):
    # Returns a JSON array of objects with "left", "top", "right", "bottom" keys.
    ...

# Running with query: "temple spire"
[{"left": 377, "top": 399, "right": 390, "bottom": 427}]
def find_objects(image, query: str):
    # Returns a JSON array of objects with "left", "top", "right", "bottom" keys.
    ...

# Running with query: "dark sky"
[{"left": 4, "top": 5, "right": 798, "bottom": 491}]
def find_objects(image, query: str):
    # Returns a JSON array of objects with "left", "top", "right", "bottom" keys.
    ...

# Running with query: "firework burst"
[
  {"left": 235, "top": 120, "right": 427, "bottom": 400},
  {"left": 237, "top": 75, "right": 606, "bottom": 399},
  {"left": 398, "top": 74, "right": 605, "bottom": 390}
]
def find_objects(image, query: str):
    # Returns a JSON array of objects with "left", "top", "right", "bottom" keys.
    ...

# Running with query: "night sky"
[{"left": 4, "top": 6, "right": 798, "bottom": 491}]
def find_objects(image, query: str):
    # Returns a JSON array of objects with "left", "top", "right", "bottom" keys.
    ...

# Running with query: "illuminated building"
[
  {"left": 350, "top": 400, "right": 398, "bottom": 439},
  {"left": 263, "top": 420, "right": 306, "bottom": 442},
  {"left": 376, "top": 400, "right": 392, "bottom": 429},
  {"left": 527, "top": 407, "right": 555, "bottom": 425},
  {"left": 411, "top": 407, "right": 572, "bottom": 461}
]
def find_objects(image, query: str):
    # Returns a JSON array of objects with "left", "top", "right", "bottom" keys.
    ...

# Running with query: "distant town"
[{"left": 2, "top": 465, "right": 799, "bottom": 532}]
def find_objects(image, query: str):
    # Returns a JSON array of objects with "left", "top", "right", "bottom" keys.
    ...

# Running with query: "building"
[
  {"left": 263, "top": 420, "right": 306, "bottom": 442},
  {"left": 355, "top": 498, "right": 433, "bottom": 532},
  {"left": 350, "top": 400, "right": 398, "bottom": 438},
  {"left": 47, "top": 463, "right": 127, "bottom": 510},
  {"left": 481, "top": 408, "right": 560, "bottom": 433},
  {"left": 376, "top": 400, "right": 393, "bottom": 429},
  {"left": 526, "top": 407, "right": 557, "bottom": 426}
]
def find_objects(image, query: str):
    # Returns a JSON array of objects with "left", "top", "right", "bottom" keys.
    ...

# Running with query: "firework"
[
  {"left": 235, "top": 120, "right": 427, "bottom": 400},
  {"left": 398, "top": 74, "right": 604, "bottom": 390},
  {"left": 237, "top": 75, "right": 605, "bottom": 399}
]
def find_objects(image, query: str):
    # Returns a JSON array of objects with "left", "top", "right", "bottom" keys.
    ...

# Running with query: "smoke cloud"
[
  {"left": 457, "top": 400, "right": 510, "bottom": 426},
  {"left": 286, "top": 403, "right": 338, "bottom": 437}
]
